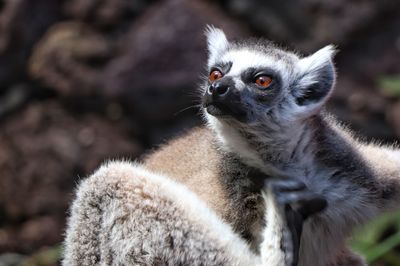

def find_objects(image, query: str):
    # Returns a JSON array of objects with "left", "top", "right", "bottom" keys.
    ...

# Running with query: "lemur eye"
[
  {"left": 209, "top": 70, "right": 223, "bottom": 82},
  {"left": 255, "top": 76, "right": 273, "bottom": 89}
]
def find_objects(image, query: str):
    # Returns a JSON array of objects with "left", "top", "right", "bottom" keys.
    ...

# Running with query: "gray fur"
[
  {"left": 63, "top": 161, "right": 296, "bottom": 266},
  {"left": 203, "top": 28, "right": 396, "bottom": 265},
  {"left": 62, "top": 27, "right": 386, "bottom": 266}
]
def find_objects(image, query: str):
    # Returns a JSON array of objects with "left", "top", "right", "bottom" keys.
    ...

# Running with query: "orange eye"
[
  {"left": 255, "top": 76, "right": 273, "bottom": 88},
  {"left": 209, "top": 70, "right": 223, "bottom": 82}
]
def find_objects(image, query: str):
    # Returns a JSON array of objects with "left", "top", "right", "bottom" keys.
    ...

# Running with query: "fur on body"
[
  {"left": 63, "top": 27, "right": 399, "bottom": 265},
  {"left": 146, "top": 27, "right": 397, "bottom": 265},
  {"left": 63, "top": 161, "right": 302, "bottom": 266},
  {"left": 198, "top": 27, "right": 399, "bottom": 265}
]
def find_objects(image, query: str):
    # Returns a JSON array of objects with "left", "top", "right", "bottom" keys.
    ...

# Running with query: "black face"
[
  {"left": 203, "top": 74, "right": 248, "bottom": 121},
  {"left": 202, "top": 62, "right": 282, "bottom": 123}
]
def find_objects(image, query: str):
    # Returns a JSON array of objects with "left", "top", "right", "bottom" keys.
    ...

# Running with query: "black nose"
[
  {"left": 203, "top": 79, "right": 246, "bottom": 120},
  {"left": 207, "top": 82, "right": 230, "bottom": 99}
]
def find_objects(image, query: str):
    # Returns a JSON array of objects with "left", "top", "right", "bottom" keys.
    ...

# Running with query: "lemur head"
[{"left": 201, "top": 26, "right": 336, "bottom": 140}]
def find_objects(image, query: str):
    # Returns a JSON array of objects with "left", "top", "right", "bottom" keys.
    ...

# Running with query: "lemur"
[
  {"left": 64, "top": 27, "right": 399, "bottom": 265},
  {"left": 63, "top": 27, "right": 326, "bottom": 265},
  {"left": 144, "top": 27, "right": 400, "bottom": 265},
  {"left": 63, "top": 161, "right": 324, "bottom": 266}
]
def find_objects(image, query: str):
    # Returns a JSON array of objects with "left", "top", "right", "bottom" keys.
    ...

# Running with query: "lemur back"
[
  {"left": 144, "top": 128, "right": 229, "bottom": 217},
  {"left": 144, "top": 127, "right": 267, "bottom": 246}
]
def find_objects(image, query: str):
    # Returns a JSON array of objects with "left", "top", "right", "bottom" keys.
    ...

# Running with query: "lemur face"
[
  {"left": 202, "top": 26, "right": 336, "bottom": 131},
  {"left": 202, "top": 46, "right": 291, "bottom": 123}
]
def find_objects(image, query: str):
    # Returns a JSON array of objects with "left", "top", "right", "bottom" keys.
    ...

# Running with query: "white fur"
[
  {"left": 221, "top": 49, "right": 292, "bottom": 90},
  {"left": 206, "top": 114, "right": 264, "bottom": 168},
  {"left": 205, "top": 25, "right": 229, "bottom": 66},
  {"left": 205, "top": 114, "right": 287, "bottom": 177},
  {"left": 298, "top": 45, "right": 336, "bottom": 76},
  {"left": 294, "top": 45, "right": 337, "bottom": 117},
  {"left": 261, "top": 190, "right": 292, "bottom": 265}
]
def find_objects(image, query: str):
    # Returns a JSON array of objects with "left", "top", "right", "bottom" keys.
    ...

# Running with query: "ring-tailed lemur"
[
  {"left": 64, "top": 27, "right": 395, "bottom": 265},
  {"left": 63, "top": 160, "right": 324, "bottom": 265},
  {"left": 63, "top": 28, "right": 326, "bottom": 265},
  {"left": 145, "top": 27, "right": 400, "bottom": 265}
]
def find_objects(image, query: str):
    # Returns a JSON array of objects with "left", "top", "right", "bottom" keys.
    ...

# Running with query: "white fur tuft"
[
  {"left": 298, "top": 45, "right": 336, "bottom": 84},
  {"left": 293, "top": 45, "right": 337, "bottom": 117},
  {"left": 205, "top": 25, "right": 229, "bottom": 65}
]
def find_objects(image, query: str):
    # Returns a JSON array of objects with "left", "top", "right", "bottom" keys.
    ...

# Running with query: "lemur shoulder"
[{"left": 145, "top": 27, "right": 400, "bottom": 265}]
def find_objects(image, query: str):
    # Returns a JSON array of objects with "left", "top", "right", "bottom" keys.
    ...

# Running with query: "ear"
[
  {"left": 205, "top": 25, "right": 229, "bottom": 65},
  {"left": 293, "top": 45, "right": 337, "bottom": 116}
]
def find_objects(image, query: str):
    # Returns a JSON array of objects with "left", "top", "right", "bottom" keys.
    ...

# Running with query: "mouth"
[
  {"left": 204, "top": 102, "right": 232, "bottom": 117},
  {"left": 203, "top": 100, "right": 247, "bottom": 121}
]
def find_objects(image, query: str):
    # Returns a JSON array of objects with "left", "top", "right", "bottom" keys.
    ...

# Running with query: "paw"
[{"left": 267, "top": 179, "right": 327, "bottom": 220}]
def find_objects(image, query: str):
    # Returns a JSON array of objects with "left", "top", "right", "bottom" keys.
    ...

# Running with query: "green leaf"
[
  {"left": 379, "top": 76, "right": 400, "bottom": 97},
  {"left": 350, "top": 211, "right": 400, "bottom": 265}
]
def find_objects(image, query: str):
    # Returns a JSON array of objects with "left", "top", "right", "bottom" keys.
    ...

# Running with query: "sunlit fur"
[
  {"left": 62, "top": 27, "right": 400, "bottom": 266},
  {"left": 202, "top": 29, "right": 336, "bottom": 175},
  {"left": 203, "top": 27, "right": 400, "bottom": 265},
  {"left": 63, "top": 161, "right": 296, "bottom": 266}
]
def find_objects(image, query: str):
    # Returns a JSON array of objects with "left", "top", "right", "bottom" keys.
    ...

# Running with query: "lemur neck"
[
  {"left": 244, "top": 119, "right": 315, "bottom": 170},
  {"left": 213, "top": 116, "right": 324, "bottom": 176}
]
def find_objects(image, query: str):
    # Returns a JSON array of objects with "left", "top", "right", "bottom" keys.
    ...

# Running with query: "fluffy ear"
[
  {"left": 293, "top": 45, "right": 337, "bottom": 116},
  {"left": 205, "top": 25, "right": 229, "bottom": 64}
]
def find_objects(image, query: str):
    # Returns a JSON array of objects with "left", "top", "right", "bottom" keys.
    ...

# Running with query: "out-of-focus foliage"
[
  {"left": 19, "top": 246, "right": 62, "bottom": 266},
  {"left": 380, "top": 76, "right": 400, "bottom": 97},
  {"left": 351, "top": 211, "right": 400, "bottom": 265}
]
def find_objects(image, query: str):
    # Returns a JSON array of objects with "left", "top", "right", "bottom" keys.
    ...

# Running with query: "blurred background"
[{"left": 0, "top": 0, "right": 399, "bottom": 265}]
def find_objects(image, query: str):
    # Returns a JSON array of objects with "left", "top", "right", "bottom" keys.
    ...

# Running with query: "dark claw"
[
  {"left": 265, "top": 179, "right": 327, "bottom": 219},
  {"left": 275, "top": 191, "right": 327, "bottom": 219},
  {"left": 296, "top": 194, "right": 327, "bottom": 219}
]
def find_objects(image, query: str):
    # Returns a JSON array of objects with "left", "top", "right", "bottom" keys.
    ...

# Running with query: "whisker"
[{"left": 174, "top": 104, "right": 202, "bottom": 116}]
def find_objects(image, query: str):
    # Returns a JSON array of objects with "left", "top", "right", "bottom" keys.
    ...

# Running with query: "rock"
[
  {"left": 0, "top": 84, "right": 29, "bottom": 118},
  {"left": 63, "top": 0, "right": 148, "bottom": 28},
  {"left": 0, "top": 100, "right": 141, "bottom": 253},
  {"left": 220, "top": 0, "right": 400, "bottom": 52},
  {"left": 386, "top": 101, "right": 400, "bottom": 138},
  {"left": 102, "top": 0, "right": 249, "bottom": 122},
  {"left": 29, "top": 22, "right": 114, "bottom": 97},
  {"left": 0, "top": 0, "right": 64, "bottom": 88},
  {"left": 325, "top": 14, "right": 400, "bottom": 141},
  {"left": 28, "top": 0, "right": 248, "bottom": 124},
  {"left": 17, "top": 217, "right": 61, "bottom": 253}
]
